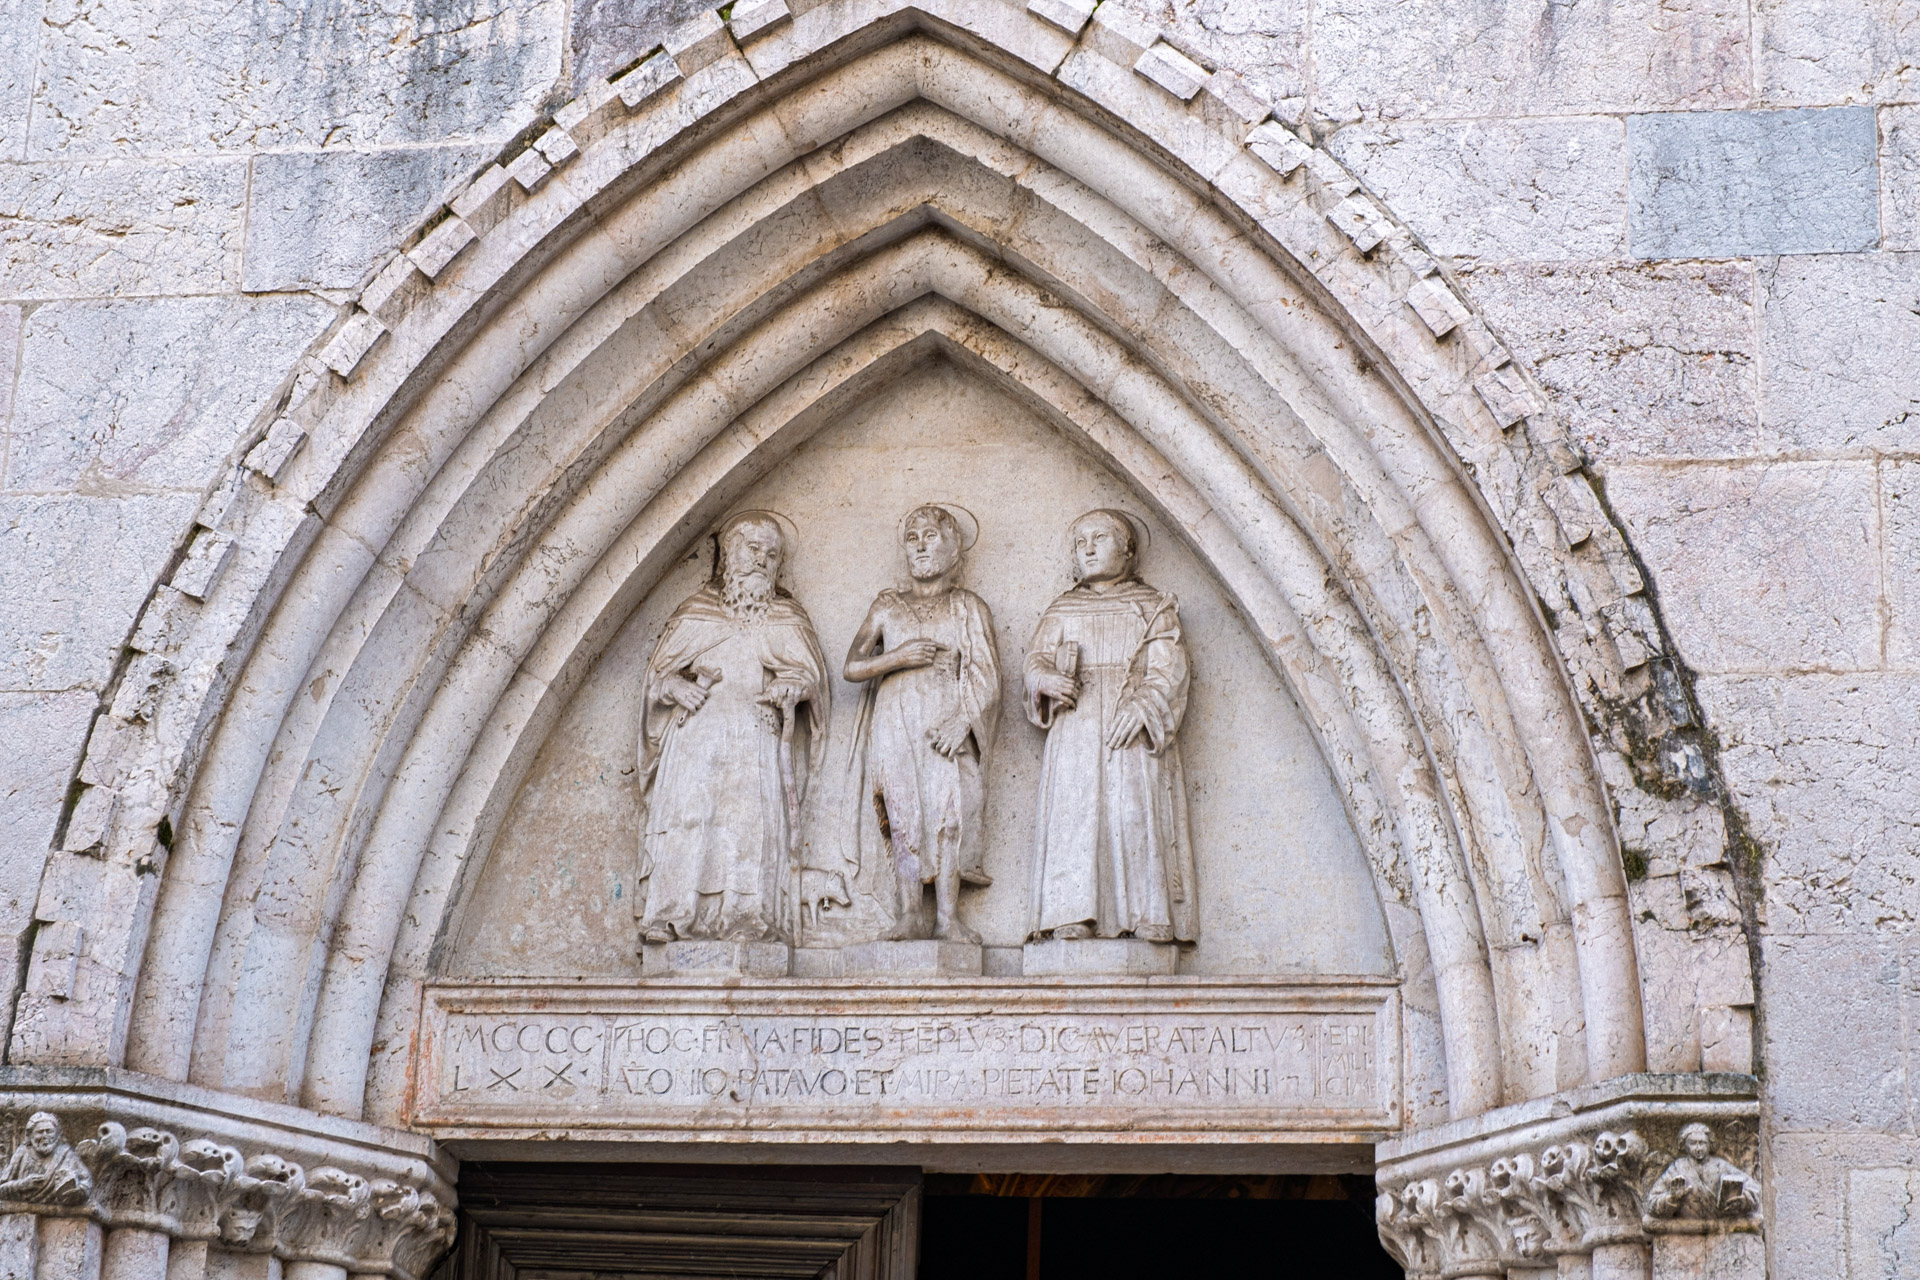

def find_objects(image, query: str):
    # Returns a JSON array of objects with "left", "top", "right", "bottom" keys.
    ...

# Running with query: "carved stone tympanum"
[
  {"left": 842, "top": 503, "right": 1000, "bottom": 945},
  {"left": 1024, "top": 510, "right": 1196, "bottom": 950},
  {"left": 636, "top": 511, "right": 829, "bottom": 950}
]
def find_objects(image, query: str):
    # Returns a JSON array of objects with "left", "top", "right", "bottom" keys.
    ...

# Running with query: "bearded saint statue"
[
  {"left": 0, "top": 1112, "right": 90, "bottom": 1206},
  {"left": 1023, "top": 509, "right": 1197, "bottom": 945},
  {"left": 635, "top": 511, "right": 828, "bottom": 945}
]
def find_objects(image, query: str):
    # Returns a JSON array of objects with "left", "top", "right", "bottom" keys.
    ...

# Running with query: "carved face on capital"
[
  {"left": 902, "top": 508, "right": 961, "bottom": 581},
  {"left": 24, "top": 1113, "right": 59, "bottom": 1156},
  {"left": 1070, "top": 511, "right": 1135, "bottom": 585},
  {"left": 1681, "top": 1123, "right": 1711, "bottom": 1161}
]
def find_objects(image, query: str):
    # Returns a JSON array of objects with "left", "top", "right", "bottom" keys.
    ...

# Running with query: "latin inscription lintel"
[{"left": 412, "top": 979, "right": 1401, "bottom": 1140}]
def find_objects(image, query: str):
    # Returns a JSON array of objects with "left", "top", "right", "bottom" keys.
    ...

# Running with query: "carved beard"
[{"left": 721, "top": 566, "right": 775, "bottom": 621}]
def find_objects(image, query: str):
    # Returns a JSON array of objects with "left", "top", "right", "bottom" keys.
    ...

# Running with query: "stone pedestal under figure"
[
  {"left": 842, "top": 503, "right": 1000, "bottom": 955},
  {"left": 1023, "top": 509, "right": 1197, "bottom": 962},
  {"left": 634, "top": 510, "right": 828, "bottom": 960}
]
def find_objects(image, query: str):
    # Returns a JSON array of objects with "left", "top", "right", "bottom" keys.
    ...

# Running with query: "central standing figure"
[
  {"left": 635, "top": 510, "right": 828, "bottom": 945},
  {"left": 843, "top": 504, "right": 1000, "bottom": 942},
  {"left": 1024, "top": 509, "right": 1197, "bottom": 944}
]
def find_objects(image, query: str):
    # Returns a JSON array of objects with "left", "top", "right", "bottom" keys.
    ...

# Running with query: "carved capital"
[
  {"left": 1376, "top": 1074, "right": 1760, "bottom": 1273},
  {"left": 0, "top": 1068, "right": 455, "bottom": 1280}
]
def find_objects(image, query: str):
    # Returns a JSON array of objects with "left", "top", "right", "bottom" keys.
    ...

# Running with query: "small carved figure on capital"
[
  {"left": 635, "top": 510, "right": 829, "bottom": 945},
  {"left": 842, "top": 503, "right": 1000, "bottom": 943},
  {"left": 1645, "top": 1123, "right": 1760, "bottom": 1226},
  {"left": 0, "top": 1111, "right": 91, "bottom": 1207},
  {"left": 1024, "top": 510, "right": 1196, "bottom": 945}
]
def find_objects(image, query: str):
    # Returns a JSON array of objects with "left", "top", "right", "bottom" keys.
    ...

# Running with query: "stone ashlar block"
[
  {"left": 616, "top": 52, "right": 683, "bottom": 109},
  {"left": 1628, "top": 105, "right": 1880, "bottom": 258},
  {"left": 1695, "top": 673, "right": 1920, "bottom": 934},
  {"left": 1761, "top": 251, "right": 1920, "bottom": 455},
  {"left": 1099, "top": 0, "right": 1306, "bottom": 118},
  {"left": 244, "top": 145, "right": 489, "bottom": 293},
  {"left": 8, "top": 296, "right": 330, "bottom": 492},
  {"left": 0, "top": 691, "right": 93, "bottom": 993},
  {"left": 0, "top": 160, "right": 246, "bottom": 299},
  {"left": 569, "top": 0, "right": 718, "bottom": 87},
  {"left": 1245, "top": 121, "right": 1312, "bottom": 177},
  {"left": 666, "top": 10, "right": 735, "bottom": 76},
  {"left": 1456, "top": 259, "right": 1756, "bottom": 462},
  {"left": 1754, "top": 0, "right": 1920, "bottom": 107},
  {"left": 729, "top": 0, "right": 792, "bottom": 42},
  {"left": 408, "top": 216, "right": 478, "bottom": 279},
  {"left": 0, "top": 493, "right": 199, "bottom": 692},
  {"left": 1327, "top": 117, "right": 1628, "bottom": 260},
  {"left": 1133, "top": 42, "right": 1209, "bottom": 102},
  {"left": 27, "top": 0, "right": 564, "bottom": 156},
  {"left": 1315, "top": 0, "right": 1748, "bottom": 121},
  {"left": 1606, "top": 462, "right": 1880, "bottom": 675},
  {"left": 1026, "top": 0, "right": 1095, "bottom": 36},
  {"left": 319, "top": 311, "right": 388, "bottom": 379}
]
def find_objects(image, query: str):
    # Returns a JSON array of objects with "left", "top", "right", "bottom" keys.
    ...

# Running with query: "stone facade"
[{"left": 0, "top": 0, "right": 1910, "bottom": 1276}]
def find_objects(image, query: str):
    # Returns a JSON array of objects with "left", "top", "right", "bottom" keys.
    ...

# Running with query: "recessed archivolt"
[{"left": 18, "top": 8, "right": 1688, "bottom": 1143}]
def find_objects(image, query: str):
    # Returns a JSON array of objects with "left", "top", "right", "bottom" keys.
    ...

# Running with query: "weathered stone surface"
[
  {"left": 243, "top": 146, "right": 489, "bottom": 292},
  {"left": 8, "top": 297, "right": 331, "bottom": 490},
  {"left": 0, "top": 692, "right": 92, "bottom": 1010},
  {"left": 572, "top": 0, "right": 729, "bottom": 87},
  {"left": 1754, "top": 0, "right": 1920, "bottom": 105},
  {"left": 1606, "top": 463, "right": 1880, "bottom": 674},
  {"left": 1106, "top": 0, "right": 1305, "bottom": 113},
  {"left": 29, "top": 0, "right": 566, "bottom": 155},
  {"left": 0, "top": 161, "right": 245, "bottom": 298},
  {"left": 1760, "top": 933, "right": 1908, "bottom": 1131},
  {"left": 1457, "top": 259, "right": 1754, "bottom": 460},
  {"left": 0, "top": 494, "right": 196, "bottom": 691},
  {"left": 1760, "top": 252, "right": 1920, "bottom": 453},
  {"left": 1314, "top": 0, "right": 1748, "bottom": 120},
  {"left": 1325, "top": 117, "right": 1627, "bottom": 260},
  {"left": 0, "top": 0, "right": 44, "bottom": 158},
  {"left": 1884, "top": 106, "right": 1920, "bottom": 251},
  {"left": 1627, "top": 106, "right": 1880, "bottom": 258},
  {"left": 1697, "top": 674, "right": 1920, "bottom": 933},
  {"left": 1884, "top": 463, "right": 1920, "bottom": 668},
  {"left": 1849, "top": 1167, "right": 1920, "bottom": 1278}
]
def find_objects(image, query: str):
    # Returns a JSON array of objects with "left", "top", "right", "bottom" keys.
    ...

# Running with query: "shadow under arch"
[{"left": 20, "top": 8, "right": 1656, "bottom": 1151}]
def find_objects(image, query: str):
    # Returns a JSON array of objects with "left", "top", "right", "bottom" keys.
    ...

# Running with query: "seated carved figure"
[
  {"left": 1646, "top": 1123, "right": 1759, "bottom": 1222},
  {"left": 0, "top": 1112, "right": 91, "bottom": 1207}
]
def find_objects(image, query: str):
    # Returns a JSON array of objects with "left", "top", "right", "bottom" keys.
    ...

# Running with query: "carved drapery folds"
[
  {"left": 1374, "top": 1077, "right": 1761, "bottom": 1279},
  {"left": 0, "top": 1082, "right": 454, "bottom": 1280}
]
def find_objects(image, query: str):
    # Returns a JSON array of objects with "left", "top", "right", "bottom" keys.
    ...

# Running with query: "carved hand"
[
  {"left": 660, "top": 673, "right": 710, "bottom": 713},
  {"left": 887, "top": 638, "right": 946, "bottom": 671},
  {"left": 1034, "top": 671, "right": 1078, "bottom": 707},
  {"left": 928, "top": 716, "right": 971, "bottom": 757},
  {"left": 760, "top": 679, "right": 808, "bottom": 713},
  {"left": 1106, "top": 699, "right": 1149, "bottom": 750}
]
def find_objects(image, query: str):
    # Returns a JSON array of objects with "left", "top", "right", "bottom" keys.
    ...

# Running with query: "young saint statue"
[
  {"left": 1024, "top": 509, "right": 1197, "bottom": 944},
  {"left": 842, "top": 504, "right": 1001, "bottom": 942}
]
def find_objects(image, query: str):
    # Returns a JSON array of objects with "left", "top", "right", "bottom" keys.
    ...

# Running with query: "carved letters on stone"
[{"left": 0, "top": 1110, "right": 453, "bottom": 1280}]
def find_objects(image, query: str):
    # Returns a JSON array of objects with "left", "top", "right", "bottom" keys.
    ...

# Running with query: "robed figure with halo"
[
  {"left": 1023, "top": 508, "right": 1197, "bottom": 944},
  {"left": 635, "top": 510, "right": 829, "bottom": 945},
  {"left": 841, "top": 503, "right": 1001, "bottom": 942}
]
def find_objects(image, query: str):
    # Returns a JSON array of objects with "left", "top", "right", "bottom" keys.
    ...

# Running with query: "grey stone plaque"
[{"left": 414, "top": 980, "right": 1401, "bottom": 1143}]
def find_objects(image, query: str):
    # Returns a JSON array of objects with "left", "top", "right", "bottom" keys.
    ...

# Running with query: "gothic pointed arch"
[{"left": 15, "top": 0, "right": 1712, "bottom": 1165}]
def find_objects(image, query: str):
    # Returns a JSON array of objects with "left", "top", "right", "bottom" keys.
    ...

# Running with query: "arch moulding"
[{"left": 2, "top": 1, "right": 1761, "bottom": 1277}]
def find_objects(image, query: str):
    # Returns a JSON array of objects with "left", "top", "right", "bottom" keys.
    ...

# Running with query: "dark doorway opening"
[
  {"left": 438, "top": 1163, "right": 1401, "bottom": 1279},
  {"left": 918, "top": 1174, "right": 1402, "bottom": 1280}
]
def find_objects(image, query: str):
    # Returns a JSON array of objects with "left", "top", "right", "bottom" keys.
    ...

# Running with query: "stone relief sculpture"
[
  {"left": 0, "top": 1111, "right": 90, "bottom": 1206},
  {"left": 635, "top": 510, "right": 829, "bottom": 945},
  {"left": 1645, "top": 1123, "right": 1760, "bottom": 1224},
  {"left": 1023, "top": 509, "right": 1197, "bottom": 945},
  {"left": 841, "top": 504, "right": 1000, "bottom": 943}
]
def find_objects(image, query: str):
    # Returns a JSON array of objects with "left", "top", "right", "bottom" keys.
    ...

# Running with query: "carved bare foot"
[
  {"left": 1053, "top": 923, "right": 1093, "bottom": 941},
  {"left": 640, "top": 923, "right": 675, "bottom": 945},
  {"left": 933, "top": 919, "right": 981, "bottom": 945},
  {"left": 1133, "top": 924, "right": 1174, "bottom": 943}
]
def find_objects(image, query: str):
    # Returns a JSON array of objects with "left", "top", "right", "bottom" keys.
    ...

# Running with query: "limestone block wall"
[{"left": 0, "top": 0, "right": 1911, "bottom": 1275}]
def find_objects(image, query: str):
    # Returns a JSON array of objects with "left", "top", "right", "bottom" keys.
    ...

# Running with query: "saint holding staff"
[{"left": 842, "top": 504, "right": 1001, "bottom": 943}]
